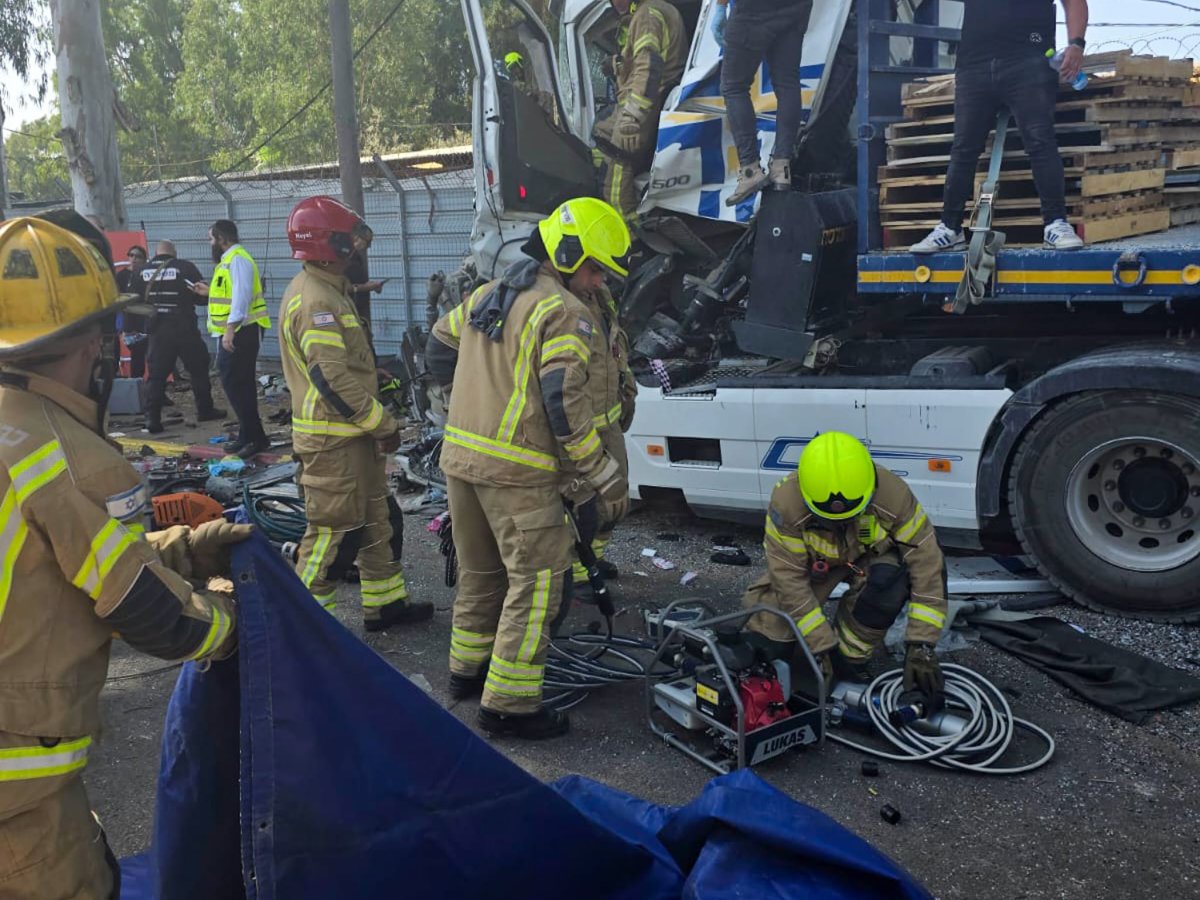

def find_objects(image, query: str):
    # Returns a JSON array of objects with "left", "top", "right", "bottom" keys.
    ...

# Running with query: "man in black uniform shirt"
[
  {"left": 911, "top": 0, "right": 1089, "bottom": 254},
  {"left": 138, "top": 240, "right": 226, "bottom": 433}
]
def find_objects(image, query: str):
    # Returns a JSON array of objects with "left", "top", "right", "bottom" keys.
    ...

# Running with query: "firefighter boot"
[
  {"left": 448, "top": 668, "right": 488, "bottom": 701},
  {"left": 478, "top": 706, "right": 570, "bottom": 740},
  {"left": 363, "top": 597, "right": 435, "bottom": 632}
]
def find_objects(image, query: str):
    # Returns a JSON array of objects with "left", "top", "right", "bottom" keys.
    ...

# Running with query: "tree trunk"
[
  {"left": 0, "top": 104, "right": 9, "bottom": 218},
  {"left": 329, "top": 0, "right": 364, "bottom": 216},
  {"left": 49, "top": 0, "right": 125, "bottom": 228}
]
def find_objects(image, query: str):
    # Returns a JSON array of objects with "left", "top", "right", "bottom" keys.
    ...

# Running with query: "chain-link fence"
[{"left": 18, "top": 152, "right": 475, "bottom": 362}]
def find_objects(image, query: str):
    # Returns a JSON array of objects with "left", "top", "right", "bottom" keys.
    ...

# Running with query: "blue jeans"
[{"left": 942, "top": 54, "right": 1068, "bottom": 228}]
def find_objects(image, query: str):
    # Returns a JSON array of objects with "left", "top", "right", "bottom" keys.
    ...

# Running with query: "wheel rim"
[{"left": 1066, "top": 437, "right": 1200, "bottom": 572}]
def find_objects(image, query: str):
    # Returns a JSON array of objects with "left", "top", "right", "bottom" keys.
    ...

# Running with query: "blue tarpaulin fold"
[{"left": 120, "top": 535, "right": 930, "bottom": 899}]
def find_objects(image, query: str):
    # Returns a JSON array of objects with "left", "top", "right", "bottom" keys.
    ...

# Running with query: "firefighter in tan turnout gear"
[
  {"left": 427, "top": 198, "right": 632, "bottom": 740},
  {"left": 593, "top": 0, "right": 687, "bottom": 222},
  {"left": 0, "top": 215, "right": 251, "bottom": 900},
  {"left": 280, "top": 196, "right": 433, "bottom": 632},
  {"left": 569, "top": 284, "right": 636, "bottom": 596},
  {"left": 743, "top": 432, "right": 948, "bottom": 712}
]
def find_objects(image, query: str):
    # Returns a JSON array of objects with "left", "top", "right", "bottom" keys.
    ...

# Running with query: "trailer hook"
[{"left": 1112, "top": 251, "right": 1148, "bottom": 289}]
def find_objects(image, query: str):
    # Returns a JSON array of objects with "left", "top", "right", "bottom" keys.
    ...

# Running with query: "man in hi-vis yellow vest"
[{"left": 194, "top": 219, "right": 271, "bottom": 458}]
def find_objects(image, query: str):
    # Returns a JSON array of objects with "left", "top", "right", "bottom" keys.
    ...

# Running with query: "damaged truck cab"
[{"left": 458, "top": 0, "right": 1200, "bottom": 622}]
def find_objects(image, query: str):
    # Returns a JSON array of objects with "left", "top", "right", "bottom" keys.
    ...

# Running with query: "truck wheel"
[{"left": 1008, "top": 390, "right": 1200, "bottom": 622}]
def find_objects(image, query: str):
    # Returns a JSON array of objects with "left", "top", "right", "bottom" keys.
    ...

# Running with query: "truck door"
[{"left": 460, "top": 0, "right": 597, "bottom": 236}]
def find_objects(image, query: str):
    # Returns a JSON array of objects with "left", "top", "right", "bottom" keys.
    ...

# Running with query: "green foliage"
[
  {"left": 171, "top": 0, "right": 474, "bottom": 173},
  {"left": 4, "top": 115, "right": 69, "bottom": 201},
  {"left": 4, "top": 0, "right": 483, "bottom": 201}
]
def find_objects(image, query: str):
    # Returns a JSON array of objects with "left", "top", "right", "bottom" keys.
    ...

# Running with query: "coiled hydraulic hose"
[
  {"left": 242, "top": 485, "right": 307, "bottom": 544},
  {"left": 827, "top": 663, "right": 1055, "bottom": 775},
  {"left": 543, "top": 626, "right": 682, "bottom": 712}
]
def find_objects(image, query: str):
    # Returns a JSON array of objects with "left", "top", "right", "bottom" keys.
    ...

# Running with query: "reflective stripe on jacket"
[
  {"left": 762, "top": 466, "right": 948, "bottom": 648},
  {"left": 430, "top": 264, "right": 611, "bottom": 487},
  {"left": 0, "top": 370, "right": 236, "bottom": 753},
  {"left": 278, "top": 263, "right": 398, "bottom": 454}
]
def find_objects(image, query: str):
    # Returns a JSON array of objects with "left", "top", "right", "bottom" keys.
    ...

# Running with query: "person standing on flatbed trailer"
[{"left": 910, "top": 0, "right": 1089, "bottom": 254}]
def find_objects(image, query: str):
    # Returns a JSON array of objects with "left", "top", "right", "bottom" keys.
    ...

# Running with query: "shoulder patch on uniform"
[
  {"left": 768, "top": 506, "right": 784, "bottom": 528},
  {"left": 106, "top": 483, "right": 148, "bottom": 523},
  {"left": 312, "top": 312, "right": 336, "bottom": 326},
  {"left": 576, "top": 317, "right": 594, "bottom": 338}
]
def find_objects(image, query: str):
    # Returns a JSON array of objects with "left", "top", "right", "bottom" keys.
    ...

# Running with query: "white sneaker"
[
  {"left": 1044, "top": 219, "right": 1083, "bottom": 250},
  {"left": 910, "top": 222, "right": 966, "bottom": 254}
]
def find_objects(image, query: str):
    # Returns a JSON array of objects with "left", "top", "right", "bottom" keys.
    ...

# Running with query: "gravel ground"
[{"left": 85, "top": 462, "right": 1200, "bottom": 897}]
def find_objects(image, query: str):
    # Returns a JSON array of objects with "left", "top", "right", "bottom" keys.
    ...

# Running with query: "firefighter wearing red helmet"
[{"left": 280, "top": 196, "right": 433, "bottom": 631}]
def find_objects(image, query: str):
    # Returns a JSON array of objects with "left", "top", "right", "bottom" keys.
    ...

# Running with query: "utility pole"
[
  {"left": 329, "top": 0, "right": 364, "bottom": 215},
  {"left": 48, "top": 0, "right": 126, "bottom": 228}
]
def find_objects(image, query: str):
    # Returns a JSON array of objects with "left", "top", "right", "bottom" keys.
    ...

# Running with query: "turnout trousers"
[
  {"left": 295, "top": 437, "right": 408, "bottom": 624},
  {"left": 0, "top": 752, "right": 117, "bottom": 900},
  {"left": 446, "top": 476, "right": 574, "bottom": 714}
]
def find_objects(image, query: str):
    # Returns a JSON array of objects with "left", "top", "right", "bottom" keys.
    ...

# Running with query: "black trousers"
[
  {"left": 145, "top": 316, "right": 216, "bottom": 421},
  {"left": 216, "top": 324, "right": 266, "bottom": 445},
  {"left": 719, "top": 1, "right": 812, "bottom": 167},
  {"left": 942, "top": 54, "right": 1068, "bottom": 229}
]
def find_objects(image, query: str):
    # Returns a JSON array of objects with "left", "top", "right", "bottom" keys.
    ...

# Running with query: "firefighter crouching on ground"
[
  {"left": 0, "top": 216, "right": 251, "bottom": 900},
  {"left": 742, "top": 432, "right": 948, "bottom": 713},
  {"left": 426, "top": 197, "right": 632, "bottom": 740},
  {"left": 568, "top": 284, "right": 637, "bottom": 596},
  {"left": 280, "top": 196, "right": 433, "bottom": 632},
  {"left": 593, "top": 0, "right": 687, "bottom": 222}
]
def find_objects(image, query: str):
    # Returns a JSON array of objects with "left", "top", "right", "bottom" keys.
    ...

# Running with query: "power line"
[{"left": 153, "top": 0, "right": 410, "bottom": 204}]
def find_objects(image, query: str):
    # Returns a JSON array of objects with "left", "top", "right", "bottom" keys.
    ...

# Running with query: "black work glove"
[
  {"left": 743, "top": 631, "right": 795, "bottom": 663},
  {"left": 902, "top": 643, "right": 946, "bottom": 718}
]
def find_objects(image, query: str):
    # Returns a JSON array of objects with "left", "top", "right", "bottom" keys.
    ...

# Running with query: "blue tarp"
[{"left": 121, "top": 535, "right": 931, "bottom": 899}]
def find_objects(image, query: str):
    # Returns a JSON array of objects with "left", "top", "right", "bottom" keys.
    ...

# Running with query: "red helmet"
[{"left": 287, "top": 195, "right": 363, "bottom": 262}]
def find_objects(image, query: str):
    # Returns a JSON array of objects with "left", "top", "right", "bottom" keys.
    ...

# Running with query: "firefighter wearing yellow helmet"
[
  {"left": 426, "top": 198, "right": 631, "bottom": 740},
  {"left": 742, "top": 432, "right": 947, "bottom": 711},
  {"left": 0, "top": 216, "right": 250, "bottom": 897}
]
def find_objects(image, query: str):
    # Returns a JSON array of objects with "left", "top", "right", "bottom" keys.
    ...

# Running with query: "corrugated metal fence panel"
[{"left": 27, "top": 170, "right": 475, "bottom": 361}]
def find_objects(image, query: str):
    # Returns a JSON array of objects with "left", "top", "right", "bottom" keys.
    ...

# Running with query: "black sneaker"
[
  {"left": 478, "top": 706, "right": 569, "bottom": 740},
  {"left": 197, "top": 406, "right": 227, "bottom": 422},
  {"left": 144, "top": 419, "right": 165, "bottom": 435},
  {"left": 448, "top": 670, "right": 487, "bottom": 701},
  {"left": 237, "top": 439, "right": 272, "bottom": 460},
  {"left": 363, "top": 598, "right": 435, "bottom": 633},
  {"left": 222, "top": 439, "right": 247, "bottom": 454}
]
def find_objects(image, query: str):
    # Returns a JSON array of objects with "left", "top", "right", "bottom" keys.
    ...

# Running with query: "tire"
[{"left": 1007, "top": 390, "right": 1200, "bottom": 623}]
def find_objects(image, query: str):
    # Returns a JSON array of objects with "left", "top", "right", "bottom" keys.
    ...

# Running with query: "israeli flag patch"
[
  {"left": 106, "top": 482, "right": 148, "bottom": 522},
  {"left": 313, "top": 312, "right": 336, "bottom": 325}
]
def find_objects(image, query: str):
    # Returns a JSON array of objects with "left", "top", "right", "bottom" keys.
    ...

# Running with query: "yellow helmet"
[
  {"left": 504, "top": 51, "right": 525, "bottom": 72},
  {"left": 798, "top": 432, "right": 877, "bottom": 520},
  {"left": 538, "top": 197, "right": 631, "bottom": 279},
  {"left": 0, "top": 217, "right": 132, "bottom": 362}
]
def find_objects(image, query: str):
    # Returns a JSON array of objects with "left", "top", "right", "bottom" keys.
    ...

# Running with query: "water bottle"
[{"left": 1047, "top": 48, "right": 1088, "bottom": 91}]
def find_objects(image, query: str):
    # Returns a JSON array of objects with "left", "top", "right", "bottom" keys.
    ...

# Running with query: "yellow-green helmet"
[
  {"left": 798, "top": 432, "right": 876, "bottom": 520},
  {"left": 538, "top": 197, "right": 631, "bottom": 279},
  {"left": 504, "top": 51, "right": 525, "bottom": 72}
]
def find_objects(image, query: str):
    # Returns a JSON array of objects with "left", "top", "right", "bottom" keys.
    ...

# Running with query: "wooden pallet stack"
[{"left": 879, "top": 51, "right": 1199, "bottom": 249}]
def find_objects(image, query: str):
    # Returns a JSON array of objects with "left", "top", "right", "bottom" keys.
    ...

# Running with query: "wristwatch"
[{"left": 1069, "top": 37, "right": 1087, "bottom": 49}]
